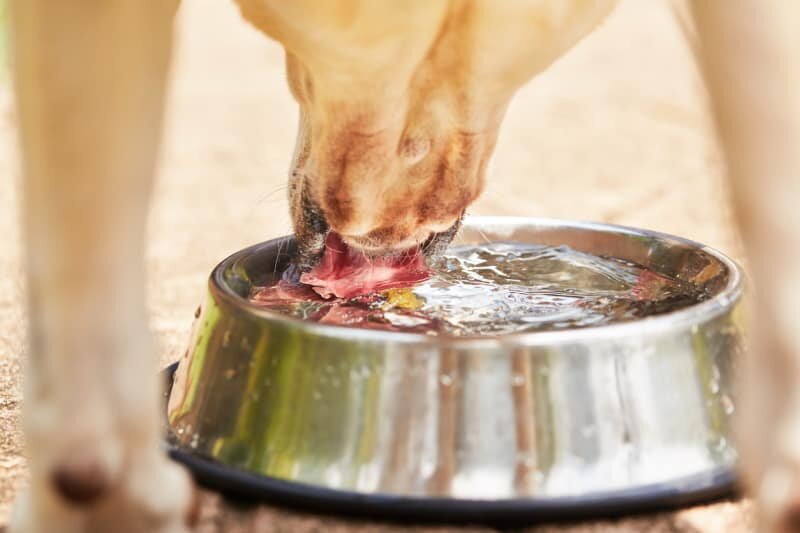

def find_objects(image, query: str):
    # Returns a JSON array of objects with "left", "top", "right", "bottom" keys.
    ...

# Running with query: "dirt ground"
[{"left": 0, "top": 0, "right": 752, "bottom": 530}]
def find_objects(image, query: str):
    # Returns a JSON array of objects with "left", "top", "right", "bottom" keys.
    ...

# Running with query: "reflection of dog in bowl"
[{"left": 8, "top": 0, "right": 800, "bottom": 531}]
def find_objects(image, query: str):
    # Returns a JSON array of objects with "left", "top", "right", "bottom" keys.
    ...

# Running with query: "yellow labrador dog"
[{"left": 8, "top": 0, "right": 800, "bottom": 531}]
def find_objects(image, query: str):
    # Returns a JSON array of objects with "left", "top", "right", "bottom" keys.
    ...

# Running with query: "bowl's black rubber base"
[{"left": 162, "top": 364, "right": 738, "bottom": 526}]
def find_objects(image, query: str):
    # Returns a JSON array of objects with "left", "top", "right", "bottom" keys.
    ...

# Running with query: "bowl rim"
[{"left": 209, "top": 216, "right": 744, "bottom": 347}]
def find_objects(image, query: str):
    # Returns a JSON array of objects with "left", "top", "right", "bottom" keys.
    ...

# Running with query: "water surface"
[{"left": 250, "top": 243, "right": 707, "bottom": 336}]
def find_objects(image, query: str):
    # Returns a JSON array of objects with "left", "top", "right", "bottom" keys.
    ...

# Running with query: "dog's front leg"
[
  {"left": 691, "top": 2, "right": 800, "bottom": 531},
  {"left": 10, "top": 0, "right": 193, "bottom": 532}
]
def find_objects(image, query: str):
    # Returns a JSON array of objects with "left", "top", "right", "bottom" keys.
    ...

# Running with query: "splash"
[{"left": 250, "top": 243, "right": 708, "bottom": 336}]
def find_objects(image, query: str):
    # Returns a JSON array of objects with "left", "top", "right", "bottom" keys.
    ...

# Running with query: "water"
[{"left": 249, "top": 243, "right": 708, "bottom": 336}]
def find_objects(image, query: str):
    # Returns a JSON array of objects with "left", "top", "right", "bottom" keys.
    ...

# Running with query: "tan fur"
[
  {"left": 10, "top": 0, "right": 192, "bottom": 531},
  {"left": 236, "top": 0, "right": 617, "bottom": 252},
  {"left": 691, "top": 3, "right": 800, "bottom": 531},
  {"left": 12, "top": 0, "right": 800, "bottom": 532}
]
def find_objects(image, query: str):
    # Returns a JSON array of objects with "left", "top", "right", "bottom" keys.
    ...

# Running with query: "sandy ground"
[{"left": 0, "top": 0, "right": 752, "bottom": 530}]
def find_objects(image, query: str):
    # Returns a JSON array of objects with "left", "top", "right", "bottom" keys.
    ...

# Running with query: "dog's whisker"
[
  {"left": 476, "top": 228, "right": 492, "bottom": 245},
  {"left": 273, "top": 235, "right": 291, "bottom": 277},
  {"left": 244, "top": 184, "right": 290, "bottom": 218}
]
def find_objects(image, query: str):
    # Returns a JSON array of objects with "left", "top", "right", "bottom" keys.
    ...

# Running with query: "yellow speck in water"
[{"left": 383, "top": 288, "right": 424, "bottom": 310}]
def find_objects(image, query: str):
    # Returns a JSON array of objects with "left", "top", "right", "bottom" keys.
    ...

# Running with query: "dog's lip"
[
  {"left": 329, "top": 218, "right": 464, "bottom": 258},
  {"left": 298, "top": 210, "right": 464, "bottom": 269},
  {"left": 338, "top": 233, "right": 429, "bottom": 256}
]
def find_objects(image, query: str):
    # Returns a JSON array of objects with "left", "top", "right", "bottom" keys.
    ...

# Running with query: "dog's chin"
[{"left": 419, "top": 214, "right": 464, "bottom": 257}]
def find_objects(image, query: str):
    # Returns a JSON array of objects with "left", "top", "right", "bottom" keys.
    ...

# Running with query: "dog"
[
  {"left": 8, "top": 0, "right": 800, "bottom": 531},
  {"left": 690, "top": 3, "right": 800, "bottom": 532}
]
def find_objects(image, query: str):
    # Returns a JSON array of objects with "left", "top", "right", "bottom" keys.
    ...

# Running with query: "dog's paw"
[
  {"left": 753, "top": 404, "right": 800, "bottom": 533},
  {"left": 758, "top": 451, "right": 800, "bottom": 533},
  {"left": 9, "top": 489, "right": 39, "bottom": 533},
  {"left": 120, "top": 451, "right": 198, "bottom": 533},
  {"left": 8, "top": 486, "right": 81, "bottom": 533},
  {"left": 10, "top": 453, "right": 196, "bottom": 533}
]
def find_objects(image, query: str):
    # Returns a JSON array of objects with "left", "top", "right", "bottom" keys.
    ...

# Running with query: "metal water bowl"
[{"left": 165, "top": 217, "right": 744, "bottom": 523}]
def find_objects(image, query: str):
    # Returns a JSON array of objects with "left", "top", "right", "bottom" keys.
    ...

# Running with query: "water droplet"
[
  {"left": 440, "top": 374, "right": 453, "bottom": 386},
  {"left": 721, "top": 394, "right": 735, "bottom": 414},
  {"left": 511, "top": 373, "right": 525, "bottom": 387},
  {"left": 516, "top": 451, "right": 536, "bottom": 468},
  {"left": 709, "top": 365, "right": 721, "bottom": 394}
]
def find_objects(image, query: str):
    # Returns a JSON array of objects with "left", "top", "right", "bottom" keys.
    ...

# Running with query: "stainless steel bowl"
[{"left": 166, "top": 217, "right": 745, "bottom": 521}]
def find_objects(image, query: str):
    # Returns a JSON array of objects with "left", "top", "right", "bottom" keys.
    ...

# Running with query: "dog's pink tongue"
[{"left": 299, "top": 232, "right": 431, "bottom": 299}]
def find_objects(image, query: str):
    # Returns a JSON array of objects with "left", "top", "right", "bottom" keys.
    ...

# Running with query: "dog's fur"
[
  {"left": 8, "top": 0, "right": 800, "bottom": 531},
  {"left": 691, "top": 3, "right": 800, "bottom": 531},
  {"left": 236, "top": 0, "right": 616, "bottom": 262}
]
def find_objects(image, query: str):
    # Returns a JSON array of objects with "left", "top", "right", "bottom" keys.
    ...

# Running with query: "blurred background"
[{"left": 0, "top": 0, "right": 745, "bottom": 529}]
